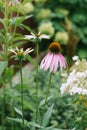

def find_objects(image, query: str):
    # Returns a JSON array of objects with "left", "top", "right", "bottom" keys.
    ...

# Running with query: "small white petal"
[
  {"left": 40, "top": 34, "right": 50, "bottom": 39},
  {"left": 8, "top": 48, "right": 17, "bottom": 55},
  {"left": 25, "top": 35, "right": 35, "bottom": 39},
  {"left": 31, "top": 32, "right": 35, "bottom": 36},
  {"left": 16, "top": 47, "right": 19, "bottom": 51},
  {"left": 72, "top": 55, "right": 79, "bottom": 61},
  {"left": 24, "top": 48, "right": 34, "bottom": 55}
]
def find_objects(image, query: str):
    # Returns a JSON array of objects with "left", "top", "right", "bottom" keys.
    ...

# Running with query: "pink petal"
[
  {"left": 50, "top": 54, "right": 58, "bottom": 73},
  {"left": 40, "top": 52, "right": 52, "bottom": 70},
  {"left": 53, "top": 54, "right": 59, "bottom": 73},
  {"left": 49, "top": 54, "right": 54, "bottom": 73},
  {"left": 59, "top": 53, "right": 66, "bottom": 68},
  {"left": 57, "top": 53, "right": 66, "bottom": 71},
  {"left": 44, "top": 52, "right": 53, "bottom": 71}
]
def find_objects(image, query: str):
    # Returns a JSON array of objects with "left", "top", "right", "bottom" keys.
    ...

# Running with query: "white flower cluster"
[
  {"left": 60, "top": 56, "right": 87, "bottom": 95},
  {"left": 38, "top": 22, "right": 55, "bottom": 37},
  {"left": 22, "top": 2, "right": 34, "bottom": 14},
  {"left": 54, "top": 32, "right": 69, "bottom": 45},
  {"left": 36, "top": 8, "right": 51, "bottom": 20}
]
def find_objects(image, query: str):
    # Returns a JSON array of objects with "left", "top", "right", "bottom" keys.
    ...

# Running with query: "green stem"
[
  {"left": 41, "top": 73, "right": 52, "bottom": 125},
  {"left": 10, "top": 100, "right": 14, "bottom": 130},
  {"left": 4, "top": 0, "right": 9, "bottom": 61},
  {"left": 19, "top": 58, "right": 24, "bottom": 130},
  {"left": 2, "top": 84, "right": 6, "bottom": 130},
  {"left": 35, "top": 42, "right": 39, "bottom": 125},
  {"left": 2, "top": 1, "right": 9, "bottom": 129}
]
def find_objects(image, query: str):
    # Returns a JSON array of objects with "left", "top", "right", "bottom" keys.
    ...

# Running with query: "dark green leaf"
[
  {"left": 0, "top": 61, "right": 8, "bottom": 76},
  {"left": 14, "top": 107, "right": 22, "bottom": 117},
  {"left": 42, "top": 104, "right": 54, "bottom": 127}
]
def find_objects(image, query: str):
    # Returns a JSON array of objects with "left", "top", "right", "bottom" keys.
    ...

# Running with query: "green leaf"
[
  {"left": 25, "top": 15, "right": 33, "bottom": 20},
  {"left": 5, "top": 66, "right": 14, "bottom": 81},
  {"left": 0, "top": 19, "right": 5, "bottom": 27},
  {"left": 12, "top": 41, "right": 28, "bottom": 48},
  {"left": 7, "top": 117, "right": 23, "bottom": 124},
  {"left": 14, "top": 107, "right": 22, "bottom": 117},
  {"left": 25, "top": 55, "right": 35, "bottom": 65},
  {"left": 42, "top": 104, "right": 54, "bottom": 127},
  {"left": 7, "top": 117, "right": 30, "bottom": 128},
  {"left": 10, "top": 15, "right": 32, "bottom": 27},
  {"left": 7, "top": 117, "right": 43, "bottom": 128},
  {"left": 0, "top": 33, "right": 5, "bottom": 42},
  {"left": 29, "top": 122, "right": 44, "bottom": 128},
  {"left": 10, "top": 17, "right": 25, "bottom": 26},
  {"left": 39, "top": 96, "right": 53, "bottom": 108},
  {"left": 20, "top": 24, "right": 32, "bottom": 32},
  {"left": 40, "top": 125, "right": 55, "bottom": 130},
  {"left": 0, "top": 61, "right": 7, "bottom": 76}
]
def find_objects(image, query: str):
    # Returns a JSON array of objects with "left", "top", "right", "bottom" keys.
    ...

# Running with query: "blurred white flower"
[
  {"left": 25, "top": 32, "right": 50, "bottom": 40},
  {"left": 75, "top": 61, "right": 80, "bottom": 66},
  {"left": 72, "top": 55, "right": 79, "bottom": 61},
  {"left": 60, "top": 58, "right": 87, "bottom": 95},
  {"left": 36, "top": 8, "right": 51, "bottom": 20},
  {"left": 38, "top": 22, "right": 55, "bottom": 37},
  {"left": 22, "top": 2, "right": 34, "bottom": 14},
  {"left": 54, "top": 32, "right": 69, "bottom": 45}
]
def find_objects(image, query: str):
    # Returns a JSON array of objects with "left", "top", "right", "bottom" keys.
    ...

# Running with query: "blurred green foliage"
[
  {"left": 33, "top": 0, "right": 87, "bottom": 58},
  {"left": 0, "top": 67, "right": 81, "bottom": 129},
  {"left": 0, "top": 0, "right": 87, "bottom": 129}
]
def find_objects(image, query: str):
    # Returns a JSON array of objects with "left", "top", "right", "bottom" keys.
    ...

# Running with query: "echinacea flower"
[
  {"left": 40, "top": 42, "right": 66, "bottom": 73},
  {"left": 8, "top": 47, "right": 33, "bottom": 57},
  {"left": 25, "top": 32, "right": 49, "bottom": 40}
]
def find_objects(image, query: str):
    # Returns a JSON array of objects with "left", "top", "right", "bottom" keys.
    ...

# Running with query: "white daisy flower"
[
  {"left": 8, "top": 47, "right": 33, "bottom": 57},
  {"left": 25, "top": 32, "right": 50, "bottom": 40}
]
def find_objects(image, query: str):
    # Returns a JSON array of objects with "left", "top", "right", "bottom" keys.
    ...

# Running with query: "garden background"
[{"left": 0, "top": 0, "right": 87, "bottom": 130}]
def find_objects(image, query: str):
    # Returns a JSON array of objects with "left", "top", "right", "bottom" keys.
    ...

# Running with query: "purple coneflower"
[{"left": 40, "top": 42, "right": 66, "bottom": 73}]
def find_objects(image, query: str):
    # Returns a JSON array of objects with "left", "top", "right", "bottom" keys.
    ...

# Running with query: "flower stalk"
[
  {"left": 2, "top": 1, "right": 9, "bottom": 129},
  {"left": 35, "top": 40, "right": 39, "bottom": 124},
  {"left": 41, "top": 73, "right": 52, "bottom": 125},
  {"left": 19, "top": 57, "right": 24, "bottom": 129},
  {"left": 2, "top": 83, "right": 6, "bottom": 130},
  {"left": 8, "top": 47, "right": 33, "bottom": 129}
]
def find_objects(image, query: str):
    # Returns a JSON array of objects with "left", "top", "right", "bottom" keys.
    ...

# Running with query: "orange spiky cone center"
[{"left": 49, "top": 42, "right": 61, "bottom": 53}]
